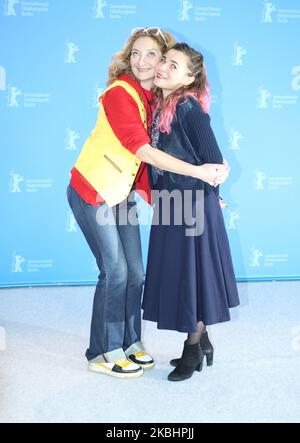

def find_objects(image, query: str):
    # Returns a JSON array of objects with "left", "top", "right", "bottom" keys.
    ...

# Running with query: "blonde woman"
[{"left": 67, "top": 29, "right": 230, "bottom": 379}]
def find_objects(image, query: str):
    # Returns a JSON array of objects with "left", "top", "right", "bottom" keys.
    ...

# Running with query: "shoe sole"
[
  {"left": 139, "top": 362, "right": 155, "bottom": 370},
  {"left": 89, "top": 363, "right": 143, "bottom": 379},
  {"left": 168, "top": 375, "right": 193, "bottom": 382}
]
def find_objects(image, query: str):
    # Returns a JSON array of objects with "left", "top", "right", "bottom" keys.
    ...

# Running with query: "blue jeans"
[{"left": 67, "top": 185, "right": 145, "bottom": 361}]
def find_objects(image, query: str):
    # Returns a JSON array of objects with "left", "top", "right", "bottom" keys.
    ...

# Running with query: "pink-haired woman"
[{"left": 142, "top": 43, "right": 240, "bottom": 382}]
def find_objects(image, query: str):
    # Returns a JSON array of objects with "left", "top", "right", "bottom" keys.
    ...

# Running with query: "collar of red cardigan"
[{"left": 117, "top": 74, "right": 154, "bottom": 104}]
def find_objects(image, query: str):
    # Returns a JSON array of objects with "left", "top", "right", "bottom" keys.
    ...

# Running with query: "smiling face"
[
  {"left": 130, "top": 36, "right": 163, "bottom": 90},
  {"left": 154, "top": 49, "right": 195, "bottom": 97}
]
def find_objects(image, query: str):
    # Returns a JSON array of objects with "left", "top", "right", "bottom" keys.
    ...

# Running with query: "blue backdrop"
[{"left": 1, "top": 0, "right": 299, "bottom": 287}]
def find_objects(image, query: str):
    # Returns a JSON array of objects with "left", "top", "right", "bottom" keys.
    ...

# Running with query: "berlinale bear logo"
[
  {"left": 291, "top": 66, "right": 300, "bottom": 91},
  {"left": 4, "top": 0, "right": 20, "bottom": 16},
  {"left": 0, "top": 66, "right": 6, "bottom": 90}
]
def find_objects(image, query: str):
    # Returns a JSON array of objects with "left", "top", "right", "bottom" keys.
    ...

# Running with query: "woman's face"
[
  {"left": 130, "top": 36, "right": 163, "bottom": 89},
  {"left": 154, "top": 49, "right": 195, "bottom": 97}
]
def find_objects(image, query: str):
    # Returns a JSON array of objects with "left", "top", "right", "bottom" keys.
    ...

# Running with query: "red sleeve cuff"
[{"left": 124, "top": 134, "right": 151, "bottom": 155}]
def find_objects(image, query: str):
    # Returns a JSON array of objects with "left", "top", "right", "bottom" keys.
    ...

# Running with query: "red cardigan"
[{"left": 70, "top": 74, "right": 154, "bottom": 206}]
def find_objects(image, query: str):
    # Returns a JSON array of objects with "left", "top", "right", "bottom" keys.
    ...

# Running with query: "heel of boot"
[
  {"left": 196, "top": 361, "right": 203, "bottom": 372},
  {"left": 206, "top": 351, "right": 214, "bottom": 366}
]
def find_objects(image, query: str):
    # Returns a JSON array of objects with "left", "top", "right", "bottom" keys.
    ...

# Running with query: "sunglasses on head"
[{"left": 131, "top": 27, "right": 168, "bottom": 47}]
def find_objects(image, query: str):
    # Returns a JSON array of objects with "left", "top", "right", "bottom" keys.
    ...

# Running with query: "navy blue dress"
[{"left": 142, "top": 97, "right": 240, "bottom": 332}]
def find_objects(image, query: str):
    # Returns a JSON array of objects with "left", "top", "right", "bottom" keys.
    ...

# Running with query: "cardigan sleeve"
[
  {"left": 180, "top": 100, "right": 223, "bottom": 164},
  {"left": 102, "top": 86, "right": 150, "bottom": 155}
]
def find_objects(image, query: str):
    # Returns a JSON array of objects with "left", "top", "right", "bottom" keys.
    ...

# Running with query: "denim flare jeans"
[{"left": 67, "top": 185, "right": 145, "bottom": 361}]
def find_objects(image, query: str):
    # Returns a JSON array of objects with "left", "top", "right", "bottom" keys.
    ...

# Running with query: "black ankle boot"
[
  {"left": 170, "top": 331, "right": 214, "bottom": 368},
  {"left": 168, "top": 341, "right": 204, "bottom": 382}
]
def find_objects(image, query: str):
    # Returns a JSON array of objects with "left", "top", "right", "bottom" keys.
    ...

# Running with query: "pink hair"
[
  {"left": 158, "top": 84, "right": 211, "bottom": 134},
  {"left": 155, "top": 43, "right": 211, "bottom": 134}
]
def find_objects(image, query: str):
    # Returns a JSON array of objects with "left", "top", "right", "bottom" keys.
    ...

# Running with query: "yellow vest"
[{"left": 75, "top": 80, "right": 147, "bottom": 207}]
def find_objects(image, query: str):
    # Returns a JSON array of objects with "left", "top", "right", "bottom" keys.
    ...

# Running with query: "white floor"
[{"left": 0, "top": 281, "right": 300, "bottom": 423}]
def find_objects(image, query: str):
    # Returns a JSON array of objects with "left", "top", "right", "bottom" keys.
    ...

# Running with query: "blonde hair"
[{"left": 107, "top": 29, "right": 176, "bottom": 86}]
